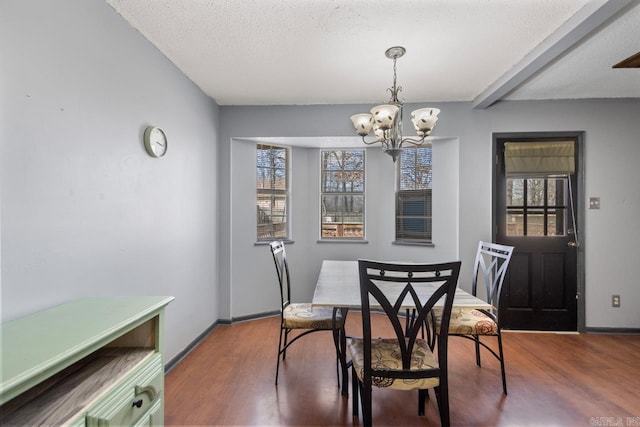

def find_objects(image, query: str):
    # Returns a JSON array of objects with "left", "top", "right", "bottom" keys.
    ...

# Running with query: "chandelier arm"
[
  {"left": 360, "top": 136, "right": 382, "bottom": 146},
  {"left": 360, "top": 135, "right": 392, "bottom": 151},
  {"left": 399, "top": 136, "right": 427, "bottom": 147}
]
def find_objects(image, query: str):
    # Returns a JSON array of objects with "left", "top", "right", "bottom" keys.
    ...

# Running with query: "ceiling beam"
[{"left": 472, "top": 0, "right": 634, "bottom": 109}]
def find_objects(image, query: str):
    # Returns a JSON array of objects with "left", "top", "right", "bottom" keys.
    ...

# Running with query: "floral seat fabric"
[
  {"left": 347, "top": 337, "right": 440, "bottom": 391},
  {"left": 435, "top": 307, "right": 499, "bottom": 335},
  {"left": 283, "top": 303, "right": 343, "bottom": 329}
]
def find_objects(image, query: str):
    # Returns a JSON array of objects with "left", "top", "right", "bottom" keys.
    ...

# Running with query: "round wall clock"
[{"left": 143, "top": 126, "right": 168, "bottom": 158}]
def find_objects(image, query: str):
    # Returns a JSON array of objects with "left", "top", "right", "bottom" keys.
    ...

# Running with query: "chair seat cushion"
[
  {"left": 347, "top": 337, "right": 440, "bottom": 391},
  {"left": 435, "top": 307, "right": 499, "bottom": 335},
  {"left": 283, "top": 303, "right": 343, "bottom": 329}
]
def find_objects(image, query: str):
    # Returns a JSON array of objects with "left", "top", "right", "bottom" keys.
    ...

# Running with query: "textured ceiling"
[{"left": 105, "top": 0, "right": 640, "bottom": 107}]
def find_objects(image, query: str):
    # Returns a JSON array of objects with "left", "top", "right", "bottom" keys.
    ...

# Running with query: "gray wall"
[
  {"left": 227, "top": 137, "right": 460, "bottom": 318},
  {"left": 2, "top": 0, "right": 639, "bottom": 375},
  {"left": 1, "top": 0, "right": 220, "bottom": 361},
  {"left": 219, "top": 100, "right": 640, "bottom": 330}
]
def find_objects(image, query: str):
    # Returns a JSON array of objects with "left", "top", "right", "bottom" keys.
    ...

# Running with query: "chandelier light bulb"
[
  {"left": 411, "top": 108, "right": 440, "bottom": 133},
  {"left": 373, "top": 126, "right": 385, "bottom": 142},
  {"left": 350, "top": 113, "right": 374, "bottom": 136},
  {"left": 370, "top": 104, "right": 399, "bottom": 130}
]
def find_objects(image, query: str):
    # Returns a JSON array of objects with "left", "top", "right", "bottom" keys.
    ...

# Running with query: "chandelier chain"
[{"left": 390, "top": 57, "right": 402, "bottom": 104}]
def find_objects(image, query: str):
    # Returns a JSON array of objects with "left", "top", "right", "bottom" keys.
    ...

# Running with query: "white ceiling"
[{"left": 105, "top": 0, "right": 640, "bottom": 108}]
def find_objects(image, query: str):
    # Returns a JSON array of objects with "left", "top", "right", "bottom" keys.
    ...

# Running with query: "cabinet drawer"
[
  {"left": 86, "top": 353, "right": 163, "bottom": 426},
  {"left": 132, "top": 396, "right": 163, "bottom": 427}
]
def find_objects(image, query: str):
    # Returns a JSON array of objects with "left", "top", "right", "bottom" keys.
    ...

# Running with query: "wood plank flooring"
[{"left": 164, "top": 314, "right": 640, "bottom": 426}]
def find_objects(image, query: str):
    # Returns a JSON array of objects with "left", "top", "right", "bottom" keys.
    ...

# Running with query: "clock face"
[{"left": 144, "top": 126, "right": 167, "bottom": 157}]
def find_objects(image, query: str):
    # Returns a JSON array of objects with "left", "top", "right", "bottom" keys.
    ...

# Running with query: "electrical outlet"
[
  {"left": 612, "top": 295, "right": 621, "bottom": 308},
  {"left": 589, "top": 197, "right": 601, "bottom": 209}
]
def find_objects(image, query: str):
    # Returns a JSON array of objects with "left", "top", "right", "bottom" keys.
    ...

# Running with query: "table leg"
[{"left": 336, "top": 307, "right": 350, "bottom": 396}]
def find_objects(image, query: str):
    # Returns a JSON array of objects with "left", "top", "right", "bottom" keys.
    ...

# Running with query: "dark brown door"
[{"left": 494, "top": 133, "right": 580, "bottom": 331}]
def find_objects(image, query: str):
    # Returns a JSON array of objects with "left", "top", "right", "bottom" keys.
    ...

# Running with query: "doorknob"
[{"left": 568, "top": 241, "right": 578, "bottom": 248}]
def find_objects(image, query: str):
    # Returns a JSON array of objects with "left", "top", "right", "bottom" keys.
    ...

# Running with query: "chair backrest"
[
  {"left": 357, "top": 259, "right": 461, "bottom": 376},
  {"left": 471, "top": 241, "right": 514, "bottom": 312},
  {"left": 270, "top": 241, "right": 291, "bottom": 310}
]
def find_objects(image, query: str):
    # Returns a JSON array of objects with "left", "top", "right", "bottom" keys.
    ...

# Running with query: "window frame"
[
  {"left": 395, "top": 146, "right": 433, "bottom": 244},
  {"left": 505, "top": 175, "right": 568, "bottom": 236},
  {"left": 319, "top": 149, "right": 366, "bottom": 240},
  {"left": 256, "top": 143, "right": 290, "bottom": 242}
]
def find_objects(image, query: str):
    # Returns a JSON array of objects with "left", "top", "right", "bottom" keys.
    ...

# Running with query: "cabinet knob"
[{"left": 132, "top": 399, "right": 144, "bottom": 408}]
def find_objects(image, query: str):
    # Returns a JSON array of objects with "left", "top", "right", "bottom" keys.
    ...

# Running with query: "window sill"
[
  {"left": 255, "top": 239, "right": 295, "bottom": 246},
  {"left": 317, "top": 239, "right": 369, "bottom": 244},
  {"left": 392, "top": 240, "right": 435, "bottom": 247}
]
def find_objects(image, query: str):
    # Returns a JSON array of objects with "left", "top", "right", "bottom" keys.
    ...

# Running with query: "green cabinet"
[{"left": 0, "top": 296, "right": 174, "bottom": 426}]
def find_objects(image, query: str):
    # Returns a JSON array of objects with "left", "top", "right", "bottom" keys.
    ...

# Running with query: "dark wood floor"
[{"left": 164, "top": 314, "right": 640, "bottom": 426}]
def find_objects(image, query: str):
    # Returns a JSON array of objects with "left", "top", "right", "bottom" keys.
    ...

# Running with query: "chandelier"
[{"left": 350, "top": 46, "right": 440, "bottom": 162}]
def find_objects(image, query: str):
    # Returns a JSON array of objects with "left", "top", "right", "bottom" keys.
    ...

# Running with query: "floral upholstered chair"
[
  {"left": 436, "top": 241, "right": 514, "bottom": 394},
  {"left": 348, "top": 259, "right": 461, "bottom": 427},
  {"left": 269, "top": 241, "right": 344, "bottom": 386}
]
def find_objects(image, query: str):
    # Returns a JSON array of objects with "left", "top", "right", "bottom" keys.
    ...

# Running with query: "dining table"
[{"left": 312, "top": 259, "right": 493, "bottom": 395}]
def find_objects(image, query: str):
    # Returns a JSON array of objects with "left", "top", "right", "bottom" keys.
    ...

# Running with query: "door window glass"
[{"left": 506, "top": 176, "right": 567, "bottom": 236}]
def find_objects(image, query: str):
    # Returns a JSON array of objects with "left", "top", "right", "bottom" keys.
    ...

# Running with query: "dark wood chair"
[
  {"left": 436, "top": 241, "right": 514, "bottom": 394},
  {"left": 348, "top": 259, "right": 461, "bottom": 427},
  {"left": 269, "top": 241, "right": 344, "bottom": 386}
]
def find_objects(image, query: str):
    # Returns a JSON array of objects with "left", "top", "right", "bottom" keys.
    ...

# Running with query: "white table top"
[{"left": 312, "top": 260, "right": 492, "bottom": 309}]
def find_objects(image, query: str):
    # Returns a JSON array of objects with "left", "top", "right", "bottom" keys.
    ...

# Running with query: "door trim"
[{"left": 492, "top": 131, "right": 585, "bottom": 332}]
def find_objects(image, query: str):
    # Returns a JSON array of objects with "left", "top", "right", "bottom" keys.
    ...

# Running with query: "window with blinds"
[
  {"left": 320, "top": 149, "right": 365, "bottom": 239},
  {"left": 256, "top": 144, "right": 289, "bottom": 241},
  {"left": 396, "top": 146, "right": 432, "bottom": 243}
]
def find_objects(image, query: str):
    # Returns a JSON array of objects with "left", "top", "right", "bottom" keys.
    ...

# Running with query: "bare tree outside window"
[
  {"left": 506, "top": 176, "right": 567, "bottom": 236},
  {"left": 256, "top": 144, "right": 288, "bottom": 240},
  {"left": 320, "top": 149, "right": 365, "bottom": 239}
]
